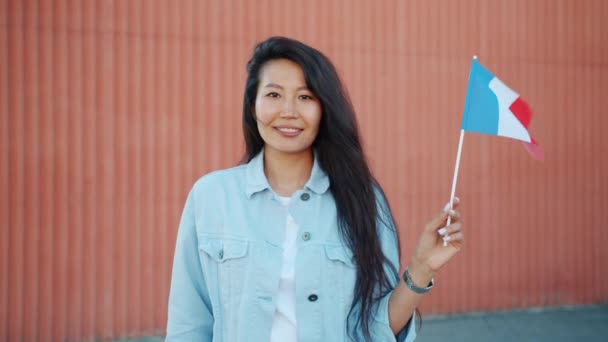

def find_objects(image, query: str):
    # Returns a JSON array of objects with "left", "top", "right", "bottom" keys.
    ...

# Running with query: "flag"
[{"left": 461, "top": 58, "right": 544, "bottom": 160}]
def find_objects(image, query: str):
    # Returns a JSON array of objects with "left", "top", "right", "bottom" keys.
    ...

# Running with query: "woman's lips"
[{"left": 275, "top": 127, "right": 303, "bottom": 137}]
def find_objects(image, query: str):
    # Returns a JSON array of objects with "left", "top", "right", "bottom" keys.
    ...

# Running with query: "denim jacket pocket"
[{"left": 199, "top": 238, "right": 249, "bottom": 263}]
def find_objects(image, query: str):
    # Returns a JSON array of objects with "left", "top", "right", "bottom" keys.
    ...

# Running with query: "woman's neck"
[{"left": 264, "top": 148, "right": 313, "bottom": 197}]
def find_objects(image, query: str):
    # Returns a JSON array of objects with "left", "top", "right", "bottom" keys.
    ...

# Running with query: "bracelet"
[{"left": 402, "top": 268, "right": 434, "bottom": 294}]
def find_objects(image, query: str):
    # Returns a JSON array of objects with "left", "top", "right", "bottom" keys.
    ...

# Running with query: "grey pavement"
[
  {"left": 416, "top": 304, "right": 608, "bottom": 342},
  {"left": 117, "top": 304, "right": 608, "bottom": 341}
]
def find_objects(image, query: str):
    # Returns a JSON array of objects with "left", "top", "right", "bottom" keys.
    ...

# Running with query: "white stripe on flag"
[{"left": 489, "top": 78, "right": 532, "bottom": 143}]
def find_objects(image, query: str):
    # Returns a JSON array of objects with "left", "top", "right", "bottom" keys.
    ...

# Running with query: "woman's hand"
[{"left": 408, "top": 197, "right": 464, "bottom": 283}]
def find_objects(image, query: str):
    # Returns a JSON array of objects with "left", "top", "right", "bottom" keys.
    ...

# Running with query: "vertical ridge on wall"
[
  {"left": 7, "top": 1, "right": 25, "bottom": 340},
  {"left": 96, "top": 1, "right": 115, "bottom": 338},
  {"left": 67, "top": 0, "right": 85, "bottom": 338},
  {"left": 153, "top": 0, "right": 166, "bottom": 332},
  {"left": 133, "top": 0, "right": 147, "bottom": 333},
  {"left": 56, "top": 0, "right": 70, "bottom": 339},
  {"left": 113, "top": 0, "right": 128, "bottom": 336},
  {"left": 82, "top": 0, "right": 98, "bottom": 337},
  {"left": 143, "top": 0, "right": 158, "bottom": 334},
  {"left": 39, "top": 0, "right": 55, "bottom": 337},
  {"left": 0, "top": 1, "right": 9, "bottom": 339},
  {"left": 22, "top": 1, "right": 39, "bottom": 340},
  {"left": 126, "top": 0, "right": 140, "bottom": 334},
  {"left": 40, "top": 3, "right": 51, "bottom": 338}
]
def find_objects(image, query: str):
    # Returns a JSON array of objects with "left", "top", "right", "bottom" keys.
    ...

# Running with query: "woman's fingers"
[
  {"left": 443, "top": 196, "right": 460, "bottom": 212},
  {"left": 444, "top": 209, "right": 460, "bottom": 222},
  {"left": 436, "top": 209, "right": 461, "bottom": 230},
  {"left": 437, "top": 222, "right": 462, "bottom": 236},
  {"left": 442, "top": 231, "right": 464, "bottom": 245},
  {"left": 425, "top": 197, "right": 462, "bottom": 233},
  {"left": 426, "top": 210, "right": 450, "bottom": 233}
]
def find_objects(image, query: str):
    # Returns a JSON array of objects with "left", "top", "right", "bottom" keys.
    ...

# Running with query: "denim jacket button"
[
  {"left": 300, "top": 193, "right": 310, "bottom": 201},
  {"left": 308, "top": 294, "right": 318, "bottom": 302},
  {"left": 302, "top": 232, "right": 311, "bottom": 241}
]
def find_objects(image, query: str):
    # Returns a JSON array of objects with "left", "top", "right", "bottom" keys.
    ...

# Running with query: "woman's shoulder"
[{"left": 190, "top": 164, "right": 248, "bottom": 196}]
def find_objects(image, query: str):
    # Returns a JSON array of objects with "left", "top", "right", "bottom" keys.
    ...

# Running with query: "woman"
[{"left": 166, "top": 37, "right": 463, "bottom": 342}]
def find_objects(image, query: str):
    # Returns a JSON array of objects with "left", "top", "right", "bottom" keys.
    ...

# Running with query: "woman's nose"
[{"left": 280, "top": 99, "right": 298, "bottom": 118}]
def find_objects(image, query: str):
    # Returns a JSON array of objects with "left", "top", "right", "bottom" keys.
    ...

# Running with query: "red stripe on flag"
[{"left": 509, "top": 97, "right": 532, "bottom": 128}]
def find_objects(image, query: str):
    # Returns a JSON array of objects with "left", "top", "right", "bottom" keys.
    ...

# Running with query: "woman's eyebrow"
[{"left": 263, "top": 83, "right": 309, "bottom": 91}]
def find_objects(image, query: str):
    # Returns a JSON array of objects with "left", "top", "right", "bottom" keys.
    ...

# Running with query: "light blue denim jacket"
[{"left": 166, "top": 151, "right": 416, "bottom": 341}]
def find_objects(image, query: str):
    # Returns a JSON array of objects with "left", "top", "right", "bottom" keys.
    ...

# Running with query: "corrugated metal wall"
[{"left": 2, "top": 0, "right": 607, "bottom": 340}]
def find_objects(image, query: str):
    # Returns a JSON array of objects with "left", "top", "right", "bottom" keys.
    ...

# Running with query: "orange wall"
[{"left": 1, "top": 0, "right": 607, "bottom": 340}]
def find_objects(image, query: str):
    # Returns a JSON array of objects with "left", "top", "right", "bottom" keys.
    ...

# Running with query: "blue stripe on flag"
[{"left": 461, "top": 59, "right": 500, "bottom": 136}]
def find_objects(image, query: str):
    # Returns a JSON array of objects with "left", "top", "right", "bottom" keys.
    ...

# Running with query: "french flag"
[{"left": 461, "top": 58, "right": 544, "bottom": 160}]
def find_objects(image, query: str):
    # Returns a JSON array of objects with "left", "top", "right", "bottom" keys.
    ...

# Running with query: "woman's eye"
[
  {"left": 266, "top": 92, "right": 280, "bottom": 98},
  {"left": 299, "top": 94, "right": 314, "bottom": 100}
]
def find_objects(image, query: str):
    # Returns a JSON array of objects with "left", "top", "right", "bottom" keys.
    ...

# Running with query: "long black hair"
[{"left": 241, "top": 36, "right": 402, "bottom": 339}]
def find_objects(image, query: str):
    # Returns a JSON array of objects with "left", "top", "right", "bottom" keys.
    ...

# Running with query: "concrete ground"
[
  {"left": 416, "top": 304, "right": 608, "bottom": 342},
  {"left": 118, "top": 304, "right": 608, "bottom": 341}
]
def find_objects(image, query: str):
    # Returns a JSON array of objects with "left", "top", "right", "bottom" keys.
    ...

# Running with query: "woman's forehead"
[{"left": 259, "top": 59, "right": 308, "bottom": 90}]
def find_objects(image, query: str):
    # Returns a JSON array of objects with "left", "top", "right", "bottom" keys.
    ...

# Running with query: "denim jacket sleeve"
[
  {"left": 370, "top": 188, "right": 417, "bottom": 342},
  {"left": 166, "top": 187, "right": 214, "bottom": 341}
]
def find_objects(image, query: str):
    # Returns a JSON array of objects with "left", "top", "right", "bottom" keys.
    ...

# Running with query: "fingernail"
[
  {"left": 438, "top": 227, "right": 447, "bottom": 236},
  {"left": 444, "top": 235, "right": 452, "bottom": 242},
  {"left": 448, "top": 209, "right": 456, "bottom": 216}
]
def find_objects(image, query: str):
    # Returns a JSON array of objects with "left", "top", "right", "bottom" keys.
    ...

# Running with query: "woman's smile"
[{"left": 275, "top": 126, "right": 303, "bottom": 137}]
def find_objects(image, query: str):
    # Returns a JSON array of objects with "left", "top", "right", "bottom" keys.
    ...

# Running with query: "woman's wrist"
[{"left": 406, "top": 259, "right": 435, "bottom": 288}]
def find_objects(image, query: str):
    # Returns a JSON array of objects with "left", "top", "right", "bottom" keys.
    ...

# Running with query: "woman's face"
[{"left": 254, "top": 58, "right": 322, "bottom": 156}]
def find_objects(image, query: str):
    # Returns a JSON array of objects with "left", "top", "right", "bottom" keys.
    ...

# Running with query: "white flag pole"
[
  {"left": 442, "top": 55, "right": 477, "bottom": 246},
  {"left": 443, "top": 128, "right": 465, "bottom": 246}
]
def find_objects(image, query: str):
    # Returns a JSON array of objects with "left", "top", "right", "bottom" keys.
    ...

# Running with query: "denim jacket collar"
[{"left": 245, "top": 149, "right": 330, "bottom": 198}]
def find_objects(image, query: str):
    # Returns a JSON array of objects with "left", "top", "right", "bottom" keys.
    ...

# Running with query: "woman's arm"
[
  {"left": 388, "top": 199, "right": 464, "bottom": 334},
  {"left": 388, "top": 258, "right": 434, "bottom": 334},
  {"left": 166, "top": 189, "right": 214, "bottom": 341}
]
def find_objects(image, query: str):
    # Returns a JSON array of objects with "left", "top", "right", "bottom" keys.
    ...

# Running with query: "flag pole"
[
  {"left": 442, "top": 55, "right": 476, "bottom": 246},
  {"left": 443, "top": 128, "right": 465, "bottom": 247}
]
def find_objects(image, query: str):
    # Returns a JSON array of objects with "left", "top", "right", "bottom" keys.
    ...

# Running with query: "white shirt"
[{"left": 270, "top": 195, "right": 298, "bottom": 342}]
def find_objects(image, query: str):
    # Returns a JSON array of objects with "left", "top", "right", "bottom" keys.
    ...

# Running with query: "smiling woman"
[{"left": 166, "top": 36, "right": 464, "bottom": 342}]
